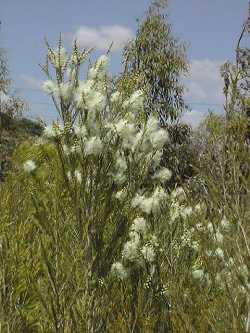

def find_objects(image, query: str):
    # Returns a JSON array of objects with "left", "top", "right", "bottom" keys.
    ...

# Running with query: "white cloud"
[
  {"left": 20, "top": 74, "right": 43, "bottom": 89},
  {"left": 185, "top": 59, "right": 224, "bottom": 106},
  {"left": 182, "top": 59, "right": 225, "bottom": 127},
  {"left": 181, "top": 109, "right": 207, "bottom": 127},
  {"left": 67, "top": 25, "right": 134, "bottom": 52}
]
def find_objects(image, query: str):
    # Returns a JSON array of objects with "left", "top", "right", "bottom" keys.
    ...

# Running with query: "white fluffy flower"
[
  {"left": 150, "top": 129, "right": 169, "bottom": 149},
  {"left": 181, "top": 206, "right": 193, "bottom": 219},
  {"left": 215, "top": 231, "right": 223, "bottom": 243},
  {"left": 113, "top": 119, "right": 127, "bottom": 133},
  {"left": 87, "top": 91, "right": 106, "bottom": 111},
  {"left": 96, "top": 55, "right": 109, "bottom": 70},
  {"left": 78, "top": 80, "right": 94, "bottom": 95},
  {"left": 43, "top": 124, "right": 62, "bottom": 138},
  {"left": 115, "top": 189, "right": 127, "bottom": 201},
  {"left": 112, "top": 172, "right": 127, "bottom": 185},
  {"left": 111, "top": 262, "right": 127, "bottom": 280},
  {"left": 116, "top": 155, "right": 127, "bottom": 171},
  {"left": 131, "top": 217, "right": 147, "bottom": 234},
  {"left": 42, "top": 80, "right": 57, "bottom": 95},
  {"left": 169, "top": 202, "right": 182, "bottom": 222},
  {"left": 215, "top": 247, "right": 224, "bottom": 259},
  {"left": 74, "top": 170, "right": 82, "bottom": 184},
  {"left": 67, "top": 171, "right": 72, "bottom": 181},
  {"left": 110, "top": 91, "right": 122, "bottom": 103},
  {"left": 141, "top": 245, "right": 155, "bottom": 263},
  {"left": 67, "top": 67, "right": 77, "bottom": 81},
  {"left": 23, "top": 160, "right": 36, "bottom": 173},
  {"left": 171, "top": 187, "right": 185, "bottom": 201},
  {"left": 123, "top": 90, "right": 144, "bottom": 110},
  {"left": 221, "top": 216, "right": 230, "bottom": 230},
  {"left": 146, "top": 116, "right": 159, "bottom": 134},
  {"left": 75, "top": 125, "right": 87, "bottom": 138},
  {"left": 129, "top": 230, "right": 140, "bottom": 243},
  {"left": 132, "top": 187, "right": 167, "bottom": 215},
  {"left": 195, "top": 203, "right": 202, "bottom": 212},
  {"left": 131, "top": 130, "right": 144, "bottom": 151},
  {"left": 76, "top": 80, "right": 106, "bottom": 111},
  {"left": 58, "top": 82, "right": 72, "bottom": 101},
  {"left": 132, "top": 194, "right": 147, "bottom": 215},
  {"left": 113, "top": 120, "right": 137, "bottom": 148},
  {"left": 152, "top": 186, "right": 167, "bottom": 204},
  {"left": 140, "top": 197, "right": 155, "bottom": 215},
  {"left": 70, "top": 52, "right": 78, "bottom": 66},
  {"left": 62, "top": 145, "right": 70, "bottom": 156},
  {"left": 151, "top": 150, "right": 163, "bottom": 168},
  {"left": 84, "top": 136, "right": 103, "bottom": 156},
  {"left": 207, "top": 222, "right": 214, "bottom": 234},
  {"left": 88, "top": 55, "right": 109, "bottom": 81},
  {"left": 153, "top": 168, "right": 172, "bottom": 182},
  {"left": 150, "top": 235, "right": 159, "bottom": 248},
  {"left": 192, "top": 269, "right": 205, "bottom": 280},
  {"left": 112, "top": 156, "right": 127, "bottom": 184},
  {"left": 122, "top": 236, "right": 140, "bottom": 262},
  {"left": 191, "top": 241, "right": 199, "bottom": 251}
]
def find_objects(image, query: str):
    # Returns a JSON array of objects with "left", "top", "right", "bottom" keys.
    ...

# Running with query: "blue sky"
[{"left": 1, "top": 0, "right": 249, "bottom": 125}]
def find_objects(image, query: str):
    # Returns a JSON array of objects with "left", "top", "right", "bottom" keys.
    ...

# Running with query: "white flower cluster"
[
  {"left": 132, "top": 187, "right": 167, "bottom": 215},
  {"left": 112, "top": 154, "right": 127, "bottom": 184},
  {"left": 42, "top": 50, "right": 172, "bottom": 201},
  {"left": 141, "top": 244, "right": 155, "bottom": 263},
  {"left": 75, "top": 125, "right": 87, "bottom": 138},
  {"left": 75, "top": 80, "right": 106, "bottom": 112},
  {"left": 205, "top": 215, "right": 232, "bottom": 245},
  {"left": 192, "top": 269, "right": 205, "bottom": 281},
  {"left": 43, "top": 124, "right": 63, "bottom": 139},
  {"left": 84, "top": 136, "right": 103, "bottom": 156},
  {"left": 115, "top": 188, "right": 127, "bottom": 201},
  {"left": 67, "top": 170, "right": 82, "bottom": 184},
  {"left": 131, "top": 217, "right": 147, "bottom": 234},
  {"left": 153, "top": 167, "right": 172, "bottom": 183},
  {"left": 122, "top": 231, "right": 140, "bottom": 262},
  {"left": 111, "top": 262, "right": 128, "bottom": 280},
  {"left": 88, "top": 55, "right": 109, "bottom": 82},
  {"left": 104, "top": 113, "right": 169, "bottom": 172},
  {"left": 169, "top": 188, "right": 193, "bottom": 223},
  {"left": 42, "top": 80, "right": 57, "bottom": 95},
  {"left": 111, "top": 216, "right": 158, "bottom": 280},
  {"left": 123, "top": 90, "right": 144, "bottom": 111},
  {"left": 23, "top": 160, "right": 36, "bottom": 173}
]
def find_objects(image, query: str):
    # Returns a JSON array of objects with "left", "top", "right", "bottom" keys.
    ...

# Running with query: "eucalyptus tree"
[{"left": 121, "top": 0, "right": 188, "bottom": 125}]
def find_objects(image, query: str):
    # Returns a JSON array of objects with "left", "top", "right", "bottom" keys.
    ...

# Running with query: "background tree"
[
  {"left": 121, "top": 0, "right": 188, "bottom": 124},
  {"left": 0, "top": 47, "right": 26, "bottom": 118},
  {"left": 0, "top": 43, "right": 41, "bottom": 182}
]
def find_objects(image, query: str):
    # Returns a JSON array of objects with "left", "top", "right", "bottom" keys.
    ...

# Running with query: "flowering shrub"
[{"left": 20, "top": 41, "right": 175, "bottom": 331}]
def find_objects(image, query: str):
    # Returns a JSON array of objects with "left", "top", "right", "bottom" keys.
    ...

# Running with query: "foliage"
[
  {"left": 121, "top": 1, "right": 188, "bottom": 124},
  {"left": 0, "top": 48, "right": 26, "bottom": 118}
]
